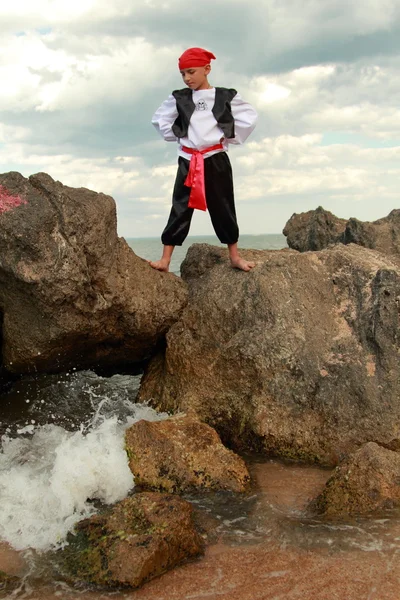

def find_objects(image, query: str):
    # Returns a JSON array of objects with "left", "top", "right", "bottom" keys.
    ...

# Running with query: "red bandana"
[{"left": 178, "top": 47, "right": 216, "bottom": 70}]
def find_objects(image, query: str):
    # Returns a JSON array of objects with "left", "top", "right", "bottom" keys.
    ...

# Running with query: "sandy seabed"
[{"left": 1, "top": 460, "right": 399, "bottom": 600}]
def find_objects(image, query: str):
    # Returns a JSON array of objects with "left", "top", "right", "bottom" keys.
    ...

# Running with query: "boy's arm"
[
  {"left": 151, "top": 95, "right": 179, "bottom": 142},
  {"left": 227, "top": 93, "right": 258, "bottom": 145}
]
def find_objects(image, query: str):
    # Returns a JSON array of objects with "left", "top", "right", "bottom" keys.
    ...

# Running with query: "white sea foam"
[{"left": 0, "top": 403, "right": 166, "bottom": 552}]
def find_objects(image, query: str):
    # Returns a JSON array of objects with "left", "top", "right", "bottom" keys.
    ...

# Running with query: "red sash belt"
[{"left": 181, "top": 143, "right": 224, "bottom": 211}]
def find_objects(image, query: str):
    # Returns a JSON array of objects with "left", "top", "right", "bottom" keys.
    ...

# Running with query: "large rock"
[
  {"left": 138, "top": 243, "right": 400, "bottom": 465},
  {"left": 0, "top": 172, "right": 187, "bottom": 374},
  {"left": 125, "top": 414, "right": 250, "bottom": 493},
  {"left": 311, "top": 442, "right": 400, "bottom": 515},
  {"left": 283, "top": 206, "right": 400, "bottom": 258},
  {"left": 59, "top": 492, "right": 204, "bottom": 589},
  {"left": 283, "top": 206, "right": 347, "bottom": 251}
]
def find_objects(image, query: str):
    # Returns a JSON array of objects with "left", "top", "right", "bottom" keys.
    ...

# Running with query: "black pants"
[{"left": 161, "top": 152, "right": 239, "bottom": 246}]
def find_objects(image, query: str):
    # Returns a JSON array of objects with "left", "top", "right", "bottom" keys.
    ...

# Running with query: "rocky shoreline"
[{"left": 1, "top": 171, "right": 399, "bottom": 591}]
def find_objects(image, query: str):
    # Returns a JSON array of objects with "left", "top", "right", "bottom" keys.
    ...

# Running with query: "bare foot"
[
  {"left": 230, "top": 257, "right": 256, "bottom": 272},
  {"left": 149, "top": 259, "right": 170, "bottom": 272}
]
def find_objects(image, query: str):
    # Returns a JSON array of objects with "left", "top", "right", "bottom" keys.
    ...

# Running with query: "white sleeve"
[
  {"left": 227, "top": 93, "right": 258, "bottom": 145},
  {"left": 151, "top": 94, "right": 179, "bottom": 142}
]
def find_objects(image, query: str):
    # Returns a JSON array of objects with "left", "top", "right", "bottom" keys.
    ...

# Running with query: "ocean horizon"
[{"left": 126, "top": 233, "right": 287, "bottom": 274}]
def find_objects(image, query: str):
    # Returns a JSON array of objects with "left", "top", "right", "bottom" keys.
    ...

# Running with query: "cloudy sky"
[{"left": 1, "top": 0, "right": 400, "bottom": 238}]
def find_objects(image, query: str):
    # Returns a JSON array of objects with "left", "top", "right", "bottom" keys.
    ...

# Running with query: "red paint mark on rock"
[{"left": 0, "top": 185, "right": 27, "bottom": 214}]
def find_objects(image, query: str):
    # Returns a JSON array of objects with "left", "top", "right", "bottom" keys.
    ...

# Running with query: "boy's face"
[{"left": 180, "top": 64, "right": 211, "bottom": 91}]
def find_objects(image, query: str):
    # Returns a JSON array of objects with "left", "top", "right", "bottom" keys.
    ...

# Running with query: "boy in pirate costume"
[{"left": 150, "top": 47, "right": 257, "bottom": 272}]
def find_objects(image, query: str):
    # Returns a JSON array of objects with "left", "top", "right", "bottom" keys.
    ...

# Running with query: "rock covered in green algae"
[
  {"left": 58, "top": 492, "right": 204, "bottom": 589},
  {"left": 125, "top": 414, "right": 250, "bottom": 493},
  {"left": 311, "top": 442, "right": 400, "bottom": 516}
]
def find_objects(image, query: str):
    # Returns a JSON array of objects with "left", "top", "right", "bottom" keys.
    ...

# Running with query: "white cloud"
[
  {"left": 232, "top": 134, "right": 400, "bottom": 227},
  {"left": 1, "top": 0, "right": 400, "bottom": 238},
  {"left": 266, "top": 0, "right": 400, "bottom": 51},
  {"left": 0, "top": 32, "right": 180, "bottom": 112},
  {"left": 0, "top": 122, "right": 30, "bottom": 142},
  {"left": 248, "top": 59, "right": 400, "bottom": 141}
]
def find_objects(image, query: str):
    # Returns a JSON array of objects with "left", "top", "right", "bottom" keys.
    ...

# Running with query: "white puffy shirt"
[{"left": 152, "top": 88, "right": 257, "bottom": 160}]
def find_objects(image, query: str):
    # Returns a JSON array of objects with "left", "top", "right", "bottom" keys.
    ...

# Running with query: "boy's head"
[{"left": 178, "top": 47, "right": 216, "bottom": 91}]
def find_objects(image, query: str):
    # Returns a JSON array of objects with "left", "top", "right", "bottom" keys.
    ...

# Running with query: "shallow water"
[
  {"left": 1, "top": 459, "right": 399, "bottom": 599},
  {"left": 0, "top": 371, "right": 168, "bottom": 553},
  {"left": 1, "top": 370, "right": 399, "bottom": 599}
]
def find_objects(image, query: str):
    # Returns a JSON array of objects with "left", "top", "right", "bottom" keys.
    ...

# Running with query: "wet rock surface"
[
  {"left": 311, "top": 442, "right": 400, "bottom": 516},
  {"left": 58, "top": 492, "right": 204, "bottom": 589},
  {"left": 0, "top": 171, "right": 187, "bottom": 376},
  {"left": 283, "top": 206, "right": 400, "bottom": 258},
  {"left": 125, "top": 414, "right": 250, "bottom": 493},
  {"left": 139, "top": 242, "right": 400, "bottom": 465}
]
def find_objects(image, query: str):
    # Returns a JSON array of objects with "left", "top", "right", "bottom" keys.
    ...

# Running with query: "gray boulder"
[
  {"left": 283, "top": 206, "right": 347, "bottom": 251},
  {"left": 283, "top": 206, "right": 400, "bottom": 259}
]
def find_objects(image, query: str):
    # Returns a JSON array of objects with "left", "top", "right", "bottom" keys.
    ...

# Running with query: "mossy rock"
[{"left": 55, "top": 492, "right": 204, "bottom": 589}]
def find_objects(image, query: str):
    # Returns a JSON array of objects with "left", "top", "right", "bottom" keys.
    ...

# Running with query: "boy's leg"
[
  {"left": 227, "top": 242, "right": 255, "bottom": 272},
  {"left": 150, "top": 157, "right": 193, "bottom": 272},
  {"left": 149, "top": 244, "right": 174, "bottom": 272},
  {"left": 205, "top": 153, "right": 255, "bottom": 271}
]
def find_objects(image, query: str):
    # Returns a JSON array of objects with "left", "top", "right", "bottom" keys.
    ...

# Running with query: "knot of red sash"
[{"left": 181, "top": 144, "right": 224, "bottom": 211}]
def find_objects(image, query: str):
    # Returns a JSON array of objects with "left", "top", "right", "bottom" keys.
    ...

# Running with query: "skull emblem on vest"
[{"left": 195, "top": 99, "right": 208, "bottom": 111}]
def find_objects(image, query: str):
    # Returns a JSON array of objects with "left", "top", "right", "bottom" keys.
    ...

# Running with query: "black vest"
[{"left": 171, "top": 87, "right": 237, "bottom": 140}]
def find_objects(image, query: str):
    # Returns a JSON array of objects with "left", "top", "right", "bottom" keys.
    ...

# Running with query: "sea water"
[{"left": 0, "top": 371, "right": 168, "bottom": 552}]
